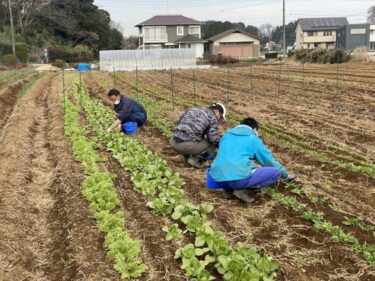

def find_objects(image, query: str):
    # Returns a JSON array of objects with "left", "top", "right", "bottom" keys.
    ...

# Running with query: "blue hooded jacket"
[{"left": 209, "top": 125, "right": 288, "bottom": 182}]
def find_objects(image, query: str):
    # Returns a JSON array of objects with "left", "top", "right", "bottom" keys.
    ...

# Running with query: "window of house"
[
  {"left": 177, "top": 26, "right": 184, "bottom": 36},
  {"left": 351, "top": 29, "right": 366, "bottom": 35},
  {"left": 307, "top": 31, "right": 314, "bottom": 37},
  {"left": 323, "top": 31, "right": 332, "bottom": 36},
  {"left": 188, "top": 26, "right": 200, "bottom": 35},
  {"left": 144, "top": 26, "right": 167, "bottom": 41}
]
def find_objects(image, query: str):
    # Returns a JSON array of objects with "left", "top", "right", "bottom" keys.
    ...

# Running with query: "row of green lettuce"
[
  {"left": 64, "top": 83, "right": 147, "bottom": 279},
  {"left": 74, "top": 79, "right": 279, "bottom": 281}
]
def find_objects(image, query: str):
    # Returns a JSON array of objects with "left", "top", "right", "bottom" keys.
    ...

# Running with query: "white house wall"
[
  {"left": 213, "top": 33, "right": 259, "bottom": 46},
  {"left": 192, "top": 43, "right": 204, "bottom": 58},
  {"left": 370, "top": 25, "right": 375, "bottom": 42}
]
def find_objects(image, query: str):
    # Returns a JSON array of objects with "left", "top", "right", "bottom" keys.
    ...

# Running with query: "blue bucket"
[
  {"left": 206, "top": 168, "right": 220, "bottom": 189},
  {"left": 123, "top": 122, "right": 137, "bottom": 135}
]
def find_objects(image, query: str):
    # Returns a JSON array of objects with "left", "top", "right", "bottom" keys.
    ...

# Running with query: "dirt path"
[{"left": 0, "top": 74, "right": 121, "bottom": 281}]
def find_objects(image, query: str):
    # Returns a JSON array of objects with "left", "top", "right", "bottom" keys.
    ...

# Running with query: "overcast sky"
[{"left": 94, "top": 0, "right": 374, "bottom": 36}]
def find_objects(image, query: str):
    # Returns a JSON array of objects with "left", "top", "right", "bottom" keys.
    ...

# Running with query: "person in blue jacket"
[
  {"left": 209, "top": 117, "right": 294, "bottom": 202},
  {"left": 106, "top": 88, "right": 147, "bottom": 132}
]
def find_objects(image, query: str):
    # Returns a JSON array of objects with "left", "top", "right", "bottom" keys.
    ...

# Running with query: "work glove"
[{"left": 284, "top": 172, "right": 296, "bottom": 182}]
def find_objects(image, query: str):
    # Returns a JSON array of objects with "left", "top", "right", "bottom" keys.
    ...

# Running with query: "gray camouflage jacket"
[{"left": 173, "top": 107, "right": 220, "bottom": 144}]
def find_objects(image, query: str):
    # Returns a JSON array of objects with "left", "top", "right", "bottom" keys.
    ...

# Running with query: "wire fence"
[{"left": 104, "top": 61, "right": 375, "bottom": 120}]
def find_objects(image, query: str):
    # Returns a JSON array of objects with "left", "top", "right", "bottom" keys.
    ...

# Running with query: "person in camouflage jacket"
[{"left": 170, "top": 103, "right": 226, "bottom": 168}]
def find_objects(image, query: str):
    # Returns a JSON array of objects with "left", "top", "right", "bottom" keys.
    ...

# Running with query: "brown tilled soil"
[
  {"left": 84, "top": 74, "right": 375, "bottom": 281},
  {"left": 0, "top": 74, "right": 36, "bottom": 136},
  {"left": 91, "top": 71, "right": 375, "bottom": 220},
  {"left": 0, "top": 73, "right": 122, "bottom": 281},
  {"left": 128, "top": 69, "right": 375, "bottom": 158}
]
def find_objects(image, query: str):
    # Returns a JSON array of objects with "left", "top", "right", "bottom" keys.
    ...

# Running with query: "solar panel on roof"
[{"left": 313, "top": 18, "right": 318, "bottom": 27}]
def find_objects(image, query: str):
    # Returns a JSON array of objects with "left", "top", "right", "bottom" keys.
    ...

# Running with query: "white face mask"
[{"left": 114, "top": 100, "right": 120, "bottom": 105}]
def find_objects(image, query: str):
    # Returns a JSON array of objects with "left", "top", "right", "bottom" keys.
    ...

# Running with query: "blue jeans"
[{"left": 217, "top": 167, "right": 281, "bottom": 190}]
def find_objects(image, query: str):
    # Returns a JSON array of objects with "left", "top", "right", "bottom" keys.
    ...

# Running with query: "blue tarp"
[{"left": 77, "top": 63, "right": 90, "bottom": 71}]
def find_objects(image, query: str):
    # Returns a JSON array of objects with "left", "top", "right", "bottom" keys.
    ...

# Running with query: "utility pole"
[
  {"left": 283, "top": 0, "right": 286, "bottom": 57},
  {"left": 8, "top": 0, "right": 16, "bottom": 56}
]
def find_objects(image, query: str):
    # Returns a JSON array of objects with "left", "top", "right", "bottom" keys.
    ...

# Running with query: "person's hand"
[
  {"left": 107, "top": 128, "right": 112, "bottom": 133},
  {"left": 285, "top": 172, "right": 296, "bottom": 182}
]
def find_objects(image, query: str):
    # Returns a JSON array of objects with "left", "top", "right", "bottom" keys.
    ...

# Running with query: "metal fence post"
[
  {"left": 250, "top": 64, "right": 254, "bottom": 104},
  {"left": 113, "top": 66, "right": 116, "bottom": 88},
  {"left": 193, "top": 68, "right": 196, "bottom": 100},
  {"left": 302, "top": 60, "right": 305, "bottom": 102},
  {"left": 226, "top": 67, "right": 230, "bottom": 106},
  {"left": 79, "top": 71, "right": 82, "bottom": 109},
  {"left": 136, "top": 67, "right": 139, "bottom": 101},
  {"left": 170, "top": 68, "right": 175, "bottom": 109},
  {"left": 278, "top": 60, "right": 282, "bottom": 103},
  {"left": 62, "top": 69, "right": 65, "bottom": 114},
  {"left": 336, "top": 55, "right": 339, "bottom": 108}
]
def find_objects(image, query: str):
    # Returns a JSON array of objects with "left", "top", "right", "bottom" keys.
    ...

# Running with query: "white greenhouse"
[{"left": 100, "top": 49, "right": 197, "bottom": 71}]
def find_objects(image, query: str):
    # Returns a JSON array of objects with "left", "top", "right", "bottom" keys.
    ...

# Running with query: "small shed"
[
  {"left": 206, "top": 29, "right": 260, "bottom": 58},
  {"left": 174, "top": 34, "right": 206, "bottom": 58}
]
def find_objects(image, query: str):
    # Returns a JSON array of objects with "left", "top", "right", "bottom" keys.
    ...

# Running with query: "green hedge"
[
  {"left": 48, "top": 44, "right": 93, "bottom": 63},
  {"left": 2, "top": 54, "right": 17, "bottom": 66},
  {"left": 289, "top": 48, "right": 351, "bottom": 64},
  {"left": 0, "top": 42, "right": 29, "bottom": 63}
]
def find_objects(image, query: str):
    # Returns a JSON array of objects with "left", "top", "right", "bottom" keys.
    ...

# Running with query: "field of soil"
[{"left": 0, "top": 62, "right": 374, "bottom": 281}]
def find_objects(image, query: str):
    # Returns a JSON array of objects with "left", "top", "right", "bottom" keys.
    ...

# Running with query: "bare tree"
[
  {"left": 259, "top": 23, "right": 274, "bottom": 41},
  {"left": 10, "top": 0, "right": 45, "bottom": 32},
  {"left": 368, "top": 5, "right": 375, "bottom": 24}
]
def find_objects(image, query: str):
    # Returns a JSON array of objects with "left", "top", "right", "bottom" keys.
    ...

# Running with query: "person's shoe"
[
  {"left": 221, "top": 190, "right": 234, "bottom": 199},
  {"left": 187, "top": 156, "right": 202, "bottom": 168},
  {"left": 201, "top": 152, "right": 214, "bottom": 161},
  {"left": 181, "top": 155, "right": 189, "bottom": 162},
  {"left": 233, "top": 190, "right": 255, "bottom": 203}
]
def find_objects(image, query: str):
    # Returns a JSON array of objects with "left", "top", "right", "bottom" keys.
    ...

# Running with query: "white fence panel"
[{"left": 100, "top": 49, "right": 197, "bottom": 71}]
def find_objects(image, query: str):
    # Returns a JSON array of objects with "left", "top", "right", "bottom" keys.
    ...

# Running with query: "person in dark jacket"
[
  {"left": 106, "top": 88, "right": 147, "bottom": 132},
  {"left": 209, "top": 117, "right": 295, "bottom": 202},
  {"left": 170, "top": 103, "right": 226, "bottom": 168}
]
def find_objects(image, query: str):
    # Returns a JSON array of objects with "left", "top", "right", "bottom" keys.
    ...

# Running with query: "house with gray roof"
[
  {"left": 295, "top": 17, "right": 348, "bottom": 49},
  {"left": 206, "top": 29, "right": 260, "bottom": 58},
  {"left": 135, "top": 15, "right": 206, "bottom": 58}
]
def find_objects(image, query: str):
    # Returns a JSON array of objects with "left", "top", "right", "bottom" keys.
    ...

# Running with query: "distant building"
[
  {"left": 135, "top": 15, "right": 205, "bottom": 58},
  {"left": 336, "top": 24, "right": 370, "bottom": 51},
  {"left": 295, "top": 17, "right": 348, "bottom": 49},
  {"left": 370, "top": 25, "right": 375, "bottom": 51},
  {"left": 206, "top": 29, "right": 260, "bottom": 58}
]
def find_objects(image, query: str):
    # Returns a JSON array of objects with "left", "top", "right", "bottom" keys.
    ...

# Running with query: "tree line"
[{"left": 0, "top": 0, "right": 123, "bottom": 61}]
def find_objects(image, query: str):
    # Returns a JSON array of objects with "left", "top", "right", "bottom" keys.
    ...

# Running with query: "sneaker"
[
  {"left": 201, "top": 152, "right": 214, "bottom": 161},
  {"left": 233, "top": 190, "right": 255, "bottom": 203},
  {"left": 187, "top": 156, "right": 202, "bottom": 169},
  {"left": 221, "top": 190, "right": 234, "bottom": 199}
]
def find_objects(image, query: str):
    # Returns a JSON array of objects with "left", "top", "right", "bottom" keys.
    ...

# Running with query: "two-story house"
[
  {"left": 336, "top": 23, "right": 371, "bottom": 51},
  {"left": 135, "top": 15, "right": 206, "bottom": 58},
  {"left": 295, "top": 17, "right": 348, "bottom": 50}
]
